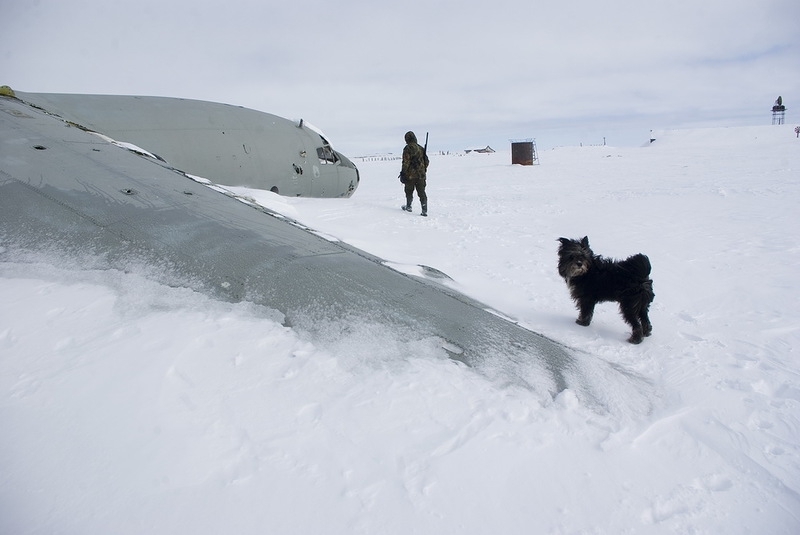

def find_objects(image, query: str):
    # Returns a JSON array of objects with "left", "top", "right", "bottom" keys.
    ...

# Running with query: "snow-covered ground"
[{"left": 2, "top": 124, "right": 799, "bottom": 534}]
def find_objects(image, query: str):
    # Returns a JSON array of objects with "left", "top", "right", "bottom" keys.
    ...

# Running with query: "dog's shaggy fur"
[{"left": 557, "top": 236, "right": 654, "bottom": 343}]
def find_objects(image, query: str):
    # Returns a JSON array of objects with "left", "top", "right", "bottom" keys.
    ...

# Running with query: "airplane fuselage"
[{"left": 13, "top": 91, "right": 359, "bottom": 198}]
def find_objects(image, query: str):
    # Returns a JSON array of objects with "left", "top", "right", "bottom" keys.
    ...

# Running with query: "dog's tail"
[
  {"left": 623, "top": 253, "right": 651, "bottom": 280},
  {"left": 642, "top": 278, "right": 655, "bottom": 302},
  {"left": 624, "top": 254, "right": 655, "bottom": 302}
]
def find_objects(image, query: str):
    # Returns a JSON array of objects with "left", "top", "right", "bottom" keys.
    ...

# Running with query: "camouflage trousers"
[{"left": 404, "top": 178, "right": 427, "bottom": 209}]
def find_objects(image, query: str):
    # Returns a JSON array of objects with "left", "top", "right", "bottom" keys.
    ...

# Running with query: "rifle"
[{"left": 423, "top": 132, "right": 429, "bottom": 169}]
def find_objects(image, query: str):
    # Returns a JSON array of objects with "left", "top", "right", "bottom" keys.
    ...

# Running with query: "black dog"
[{"left": 557, "top": 236, "right": 654, "bottom": 343}]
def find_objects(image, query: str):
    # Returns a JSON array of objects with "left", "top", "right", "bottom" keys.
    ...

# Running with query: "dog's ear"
[
  {"left": 558, "top": 237, "right": 570, "bottom": 245},
  {"left": 580, "top": 236, "right": 590, "bottom": 248}
]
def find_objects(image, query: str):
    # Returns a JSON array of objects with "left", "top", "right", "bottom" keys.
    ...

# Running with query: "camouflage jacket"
[{"left": 401, "top": 131, "right": 429, "bottom": 181}]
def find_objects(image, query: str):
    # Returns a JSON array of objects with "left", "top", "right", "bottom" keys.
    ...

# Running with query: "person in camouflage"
[{"left": 400, "top": 131, "right": 429, "bottom": 216}]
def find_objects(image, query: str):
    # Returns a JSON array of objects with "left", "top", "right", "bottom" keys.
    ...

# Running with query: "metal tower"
[{"left": 772, "top": 96, "right": 786, "bottom": 125}]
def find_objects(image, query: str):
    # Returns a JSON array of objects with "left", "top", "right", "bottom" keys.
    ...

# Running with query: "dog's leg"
[
  {"left": 641, "top": 281, "right": 654, "bottom": 337},
  {"left": 640, "top": 308, "right": 652, "bottom": 337},
  {"left": 576, "top": 300, "right": 595, "bottom": 326},
  {"left": 627, "top": 328, "right": 644, "bottom": 344},
  {"left": 620, "top": 303, "right": 644, "bottom": 344}
]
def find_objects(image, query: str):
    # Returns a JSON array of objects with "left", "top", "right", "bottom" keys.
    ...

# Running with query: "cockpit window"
[{"left": 317, "top": 145, "right": 338, "bottom": 164}]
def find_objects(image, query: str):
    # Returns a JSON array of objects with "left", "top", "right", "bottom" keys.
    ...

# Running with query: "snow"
[{"left": 2, "top": 124, "right": 799, "bottom": 534}]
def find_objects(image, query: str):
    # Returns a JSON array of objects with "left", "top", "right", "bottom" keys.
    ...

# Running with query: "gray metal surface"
[
  {"left": 1, "top": 94, "right": 653, "bottom": 410},
  {"left": 13, "top": 90, "right": 359, "bottom": 198}
]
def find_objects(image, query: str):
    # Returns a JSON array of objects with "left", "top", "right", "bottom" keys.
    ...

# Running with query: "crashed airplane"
[{"left": 0, "top": 87, "right": 653, "bottom": 409}]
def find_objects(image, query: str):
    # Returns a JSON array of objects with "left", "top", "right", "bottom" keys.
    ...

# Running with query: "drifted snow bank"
[{"left": 2, "top": 124, "right": 799, "bottom": 534}]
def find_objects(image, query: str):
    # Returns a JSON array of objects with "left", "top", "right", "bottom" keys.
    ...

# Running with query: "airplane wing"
[{"left": 1, "top": 92, "right": 650, "bottom": 406}]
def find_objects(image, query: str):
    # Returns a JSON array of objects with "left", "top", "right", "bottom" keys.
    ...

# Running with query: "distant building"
[
  {"left": 464, "top": 146, "right": 495, "bottom": 154},
  {"left": 510, "top": 139, "right": 539, "bottom": 166}
]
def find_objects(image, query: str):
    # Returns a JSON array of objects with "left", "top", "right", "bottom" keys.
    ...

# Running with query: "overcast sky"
[{"left": 2, "top": 0, "right": 798, "bottom": 155}]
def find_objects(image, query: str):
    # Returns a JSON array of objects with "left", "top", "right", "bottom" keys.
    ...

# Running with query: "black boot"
[{"left": 421, "top": 203, "right": 427, "bottom": 216}]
